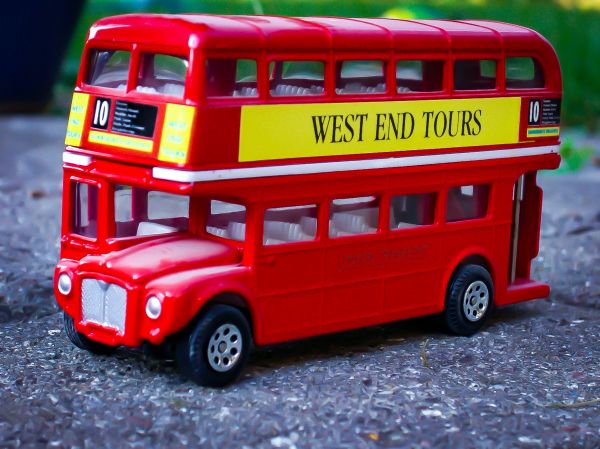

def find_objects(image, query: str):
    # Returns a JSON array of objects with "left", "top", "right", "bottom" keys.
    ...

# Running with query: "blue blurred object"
[{"left": 0, "top": 1, "right": 85, "bottom": 112}]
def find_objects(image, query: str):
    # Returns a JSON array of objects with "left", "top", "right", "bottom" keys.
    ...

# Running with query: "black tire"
[
  {"left": 444, "top": 264, "right": 494, "bottom": 336},
  {"left": 176, "top": 304, "right": 251, "bottom": 388},
  {"left": 63, "top": 312, "right": 116, "bottom": 355}
]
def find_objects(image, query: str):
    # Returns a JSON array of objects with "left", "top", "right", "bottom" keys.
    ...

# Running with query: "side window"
[
  {"left": 396, "top": 60, "right": 444, "bottom": 93},
  {"left": 329, "top": 196, "right": 379, "bottom": 237},
  {"left": 390, "top": 192, "right": 437, "bottom": 229},
  {"left": 205, "top": 59, "right": 258, "bottom": 98},
  {"left": 137, "top": 54, "right": 188, "bottom": 97},
  {"left": 206, "top": 200, "right": 247, "bottom": 241},
  {"left": 87, "top": 50, "right": 130, "bottom": 90},
  {"left": 336, "top": 60, "right": 386, "bottom": 95},
  {"left": 270, "top": 61, "right": 325, "bottom": 96},
  {"left": 446, "top": 185, "right": 489, "bottom": 222},
  {"left": 506, "top": 57, "right": 545, "bottom": 89},
  {"left": 263, "top": 204, "right": 318, "bottom": 245},
  {"left": 454, "top": 59, "right": 497, "bottom": 91},
  {"left": 72, "top": 182, "right": 98, "bottom": 238},
  {"left": 114, "top": 186, "right": 189, "bottom": 238}
]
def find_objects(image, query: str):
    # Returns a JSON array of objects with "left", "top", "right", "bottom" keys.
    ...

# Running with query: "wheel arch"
[{"left": 442, "top": 248, "right": 496, "bottom": 308}]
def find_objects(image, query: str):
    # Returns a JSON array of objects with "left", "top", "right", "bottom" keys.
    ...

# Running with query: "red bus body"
[{"left": 55, "top": 15, "right": 561, "bottom": 352}]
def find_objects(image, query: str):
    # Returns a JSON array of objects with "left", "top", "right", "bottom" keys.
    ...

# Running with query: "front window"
[
  {"left": 72, "top": 182, "right": 99, "bottom": 238},
  {"left": 137, "top": 54, "right": 188, "bottom": 97},
  {"left": 114, "top": 185, "right": 189, "bottom": 238},
  {"left": 87, "top": 50, "right": 130, "bottom": 90}
]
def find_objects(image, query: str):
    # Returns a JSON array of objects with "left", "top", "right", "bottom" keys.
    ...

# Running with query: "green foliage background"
[{"left": 58, "top": 0, "right": 600, "bottom": 130}]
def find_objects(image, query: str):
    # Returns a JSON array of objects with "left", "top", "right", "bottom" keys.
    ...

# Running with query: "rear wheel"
[
  {"left": 176, "top": 304, "right": 251, "bottom": 387},
  {"left": 63, "top": 312, "right": 116, "bottom": 355},
  {"left": 444, "top": 264, "right": 493, "bottom": 336}
]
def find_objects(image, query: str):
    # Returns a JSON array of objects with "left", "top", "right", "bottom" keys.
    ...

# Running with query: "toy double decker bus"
[{"left": 55, "top": 14, "right": 562, "bottom": 386}]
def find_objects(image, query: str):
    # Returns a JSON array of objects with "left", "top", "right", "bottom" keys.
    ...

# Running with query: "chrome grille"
[{"left": 81, "top": 278, "right": 127, "bottom": 334}]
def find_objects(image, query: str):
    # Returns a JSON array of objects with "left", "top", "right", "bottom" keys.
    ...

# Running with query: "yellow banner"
[
  {"left": 239, "top": 97, "right": 522, "bottom": 162},
  {"left": 65, "top": 93, "right": 90, "bottom": 147},
  {"left": 88, "top": 130, "right": 153, "bottom": 153},
  {"left": 158, "top": 104, "right": 195, "bottom": 164}
]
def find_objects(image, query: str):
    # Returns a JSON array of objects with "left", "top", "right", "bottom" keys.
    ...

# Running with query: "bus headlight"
[
  {"left": 145, "top": 296, "right": 162, "bottom": 320},
  {"left": 57, "top": 273, "right": 72, "bottom": 295}
]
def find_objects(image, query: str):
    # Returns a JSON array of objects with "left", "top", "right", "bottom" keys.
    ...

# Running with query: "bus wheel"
[
  {"left": 176, "top": 304, "right": 251, "bottom": 387},
  {"left": 63, "top": 312, "right": 116, "bottom": 355},
  {"left": 444, "top": 264, "right": 493, "bottom": 336}
]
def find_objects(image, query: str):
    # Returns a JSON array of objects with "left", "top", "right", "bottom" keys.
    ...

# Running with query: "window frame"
[
  {"left": 334, "top": 56, "right": 390, "bottom": 98},
  {"left": 394, "top": 57, "right": 447, "bottom": 96},
  {"left": 388, "top": 191, "right": 439, "bottom": 231},
  {"left": 135, "top": 52, "right": 190, "bottom": 99},
  {"left": 69, "top": 177, "right": 101, "bottom": 242},
  {"left": 444, "top": 183, "right": 492, "bottom": 224},
  {"left": 327, "top": 194, "right": 383, "bottom": 239},
  {"left": 504, "top": 55, "right": 546, "bottom": 91},
  {"left": 452, "top": 57, "right": 500, "bottom": 93}
]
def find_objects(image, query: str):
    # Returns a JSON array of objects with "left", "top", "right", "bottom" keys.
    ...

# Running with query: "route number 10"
[
  {"left": 528, "top": 99, "right": 541, "bottom": 126},
  {"left": 91, "top": 98, "right": 111, "bottom": 130}
]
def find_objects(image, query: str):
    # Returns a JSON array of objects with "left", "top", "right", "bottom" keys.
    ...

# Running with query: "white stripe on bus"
[{"left": 151, "top": 145, "right": 559, "bottom": 183}]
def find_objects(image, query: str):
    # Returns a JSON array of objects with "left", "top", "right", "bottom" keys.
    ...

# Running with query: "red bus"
[{"left": 56, "top": 14, "right": 562, "bottom": 386}]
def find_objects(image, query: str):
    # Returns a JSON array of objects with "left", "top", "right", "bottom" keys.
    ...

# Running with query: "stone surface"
[{"left": 0, "top": 116, "right": 599, "bottom": 449}]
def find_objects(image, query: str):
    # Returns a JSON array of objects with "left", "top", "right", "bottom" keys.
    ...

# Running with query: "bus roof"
[{"left": 89, "top": 14, "right": 552, "bottom": 54}]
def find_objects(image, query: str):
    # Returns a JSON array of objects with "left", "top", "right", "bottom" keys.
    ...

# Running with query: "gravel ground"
[{"left": 0, "top": 116, "right": 599, "bottom": 449}]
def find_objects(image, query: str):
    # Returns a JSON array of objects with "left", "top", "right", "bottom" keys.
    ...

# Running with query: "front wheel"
[
  {"left": 444, "top": 264, "right": 494, "bottom": 336},
  {"left": 176, "top": 305, "right": 251, "bottom": 387},
  {"left": 63, "top": 312, "right": 116, "bottom": 355}
]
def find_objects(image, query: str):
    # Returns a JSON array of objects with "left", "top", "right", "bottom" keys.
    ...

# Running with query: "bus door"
[
  {"left": 255, "top": 204, "right": 324, "bottom": 342},
  {"left": 509, "top": 172, "right": 543, "bottom": 283}
]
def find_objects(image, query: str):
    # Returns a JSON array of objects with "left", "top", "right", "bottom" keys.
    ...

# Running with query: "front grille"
[{"left": 81, "top": 278, "right": 127, "bottom": 334}]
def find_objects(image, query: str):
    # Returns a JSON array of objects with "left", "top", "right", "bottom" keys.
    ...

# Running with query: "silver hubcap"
[
  {"left": 463, "top": 280, "right": 489, "bottom": 322},
  {"left": 207, "top": 324, "right": 243, "bottom": 372}
]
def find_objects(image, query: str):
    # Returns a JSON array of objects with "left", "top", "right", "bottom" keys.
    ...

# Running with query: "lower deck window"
[
  {"left": 263, "top": 204, "right": 318, "bottom": 245},
  {"left": 446, "top": 185, "right": 489, "bottom": 222},
  {"left": 114, "top": 186, "right": 189, "bottom": 238},
  {"left": 72, "top": 182, "right": 98, "bottom": 238},
  {"left": 330, "top": 196, "right": 379, "bottom": 237},
  {"left": 206, "top": 200, "right": 247, "bottom": 241},
  {"left": 390, "top": 192, "right": 436, "bottom": 229}
]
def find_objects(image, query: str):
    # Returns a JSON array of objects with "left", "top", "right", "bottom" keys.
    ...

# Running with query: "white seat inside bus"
[
  {"left": 335, "top": 82, "right": 386, "bottom": 95},
  {"left": 227, "top": 222, "right": 246, "bottom": 241},
  {"left": 263, "top": 220, "right": 313, "bottom": 245},
  {"left": 136, "top": 83, "right": 184, "bottom": 97},
  {"left": 330, "top": 208, "right": 378, "bottom": 236},
  {"left": 233, "top": 87, "right": 258, "bottom": 97},
  {"left": 136, "top": 221, "right": 177, "bottom": 236},
  {"left": 270, "top": 84, "right": 325, "bottom": 96}
]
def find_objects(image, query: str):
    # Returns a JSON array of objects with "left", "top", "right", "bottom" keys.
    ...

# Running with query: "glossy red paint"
[{"left": 56, "top": 14, "right": 561, "bottom": 351}]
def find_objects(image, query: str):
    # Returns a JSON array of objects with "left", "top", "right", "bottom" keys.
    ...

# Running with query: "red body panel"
[{"left": 56, "top": 14, "right": 562, "bottom": 349}]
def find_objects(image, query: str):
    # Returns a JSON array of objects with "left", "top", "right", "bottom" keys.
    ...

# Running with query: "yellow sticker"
[
  {"left": 88, "top": 130, "right": 153, "bottom": 153},
  {"left": 526, "top": 127, "right": 560, "bottom": 138},
  {"left": 65, "top": 93, "right": 90, "bottom": 147},
  {"left": 158, "top": 104, "right": 195, "bottom": 164},
  {"left": 239, "top": 97, "right": 522, "bottom": 162}
]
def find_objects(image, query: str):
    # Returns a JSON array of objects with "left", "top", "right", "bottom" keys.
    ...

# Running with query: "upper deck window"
[
  {"left": 137, "top": 54, "right": 188, "bottom": 98},
  {"left": 506, "top": 57, "right": 545, "bottom": 89},
  {"left": 87, "top": 50, "right": 130, "bottom": 90},
  {"left": 396, "top": 60, "right": 444, "bottom": 93},
  {"left": 206, "top": 59, "right": 258, "bottom": 98},
  {"left": 454, "top": 59, "right": 497, "bottom": 91},
  {"left": 270, "top": 61, "right": 325, "bottom": 96},
  {"left": 336, "top": 60, "right": 386, "bottom": 95}
]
